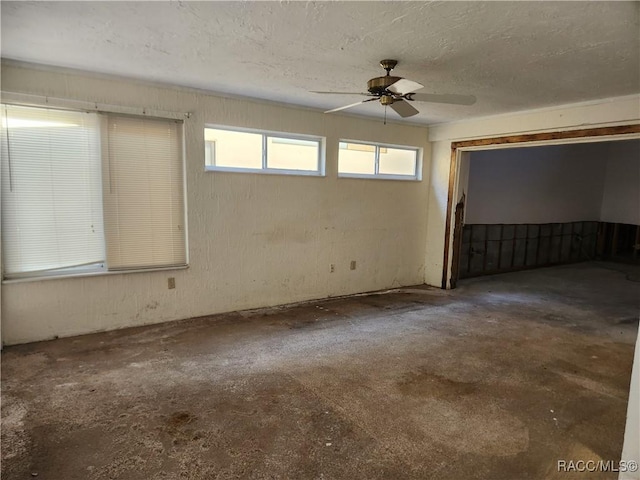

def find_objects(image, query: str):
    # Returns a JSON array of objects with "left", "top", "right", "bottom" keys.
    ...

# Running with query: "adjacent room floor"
[{"left": 2, "top": 262, "right": 638, "bottom": 480}]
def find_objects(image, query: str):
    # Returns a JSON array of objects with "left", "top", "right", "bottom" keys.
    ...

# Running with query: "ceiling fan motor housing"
[{"left": 367, "top": 76, "right": 402, "bottom": 95}]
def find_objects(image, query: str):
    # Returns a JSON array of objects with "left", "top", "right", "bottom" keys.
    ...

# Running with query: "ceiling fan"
[{"left": 313, "top": 59, "right": 476, "bottom": 119}]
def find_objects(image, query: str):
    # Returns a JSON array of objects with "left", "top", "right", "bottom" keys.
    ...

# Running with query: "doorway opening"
[{"left": 442, "top": 125, "right": 640, "bottom": 289}]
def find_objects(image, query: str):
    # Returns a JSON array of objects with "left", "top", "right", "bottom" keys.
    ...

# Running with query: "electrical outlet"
[
  {"left": 329, "top": 264, "right": 335, "bottom": 273},
  {"left": 168, "top": 277, "right": 176, "bottom": 289},
  {"left": 350, "top": 260, "right": 356, "bottom": 270}
]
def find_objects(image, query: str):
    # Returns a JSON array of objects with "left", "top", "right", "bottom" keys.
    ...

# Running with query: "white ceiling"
[{"left": 1, "top": 1, "right": 639, "bottom": 125}]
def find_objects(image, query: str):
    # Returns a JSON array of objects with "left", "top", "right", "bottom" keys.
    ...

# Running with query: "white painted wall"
[
  {"left": 0, "top": 63, "right": 430, "bottom": 345},
  {"left": 601, "top": 140, "right": 640, "bottom": 226},
  {"left": 425, "top": 95, "right": 640, "bottom": 288},
  {"left": 464, "top": 143, "right": 609, "bottom": 224},
  {"left": 620, "top": 328, "right": 640, "bottom": 480},
  {"left": 460, "top": 139, "right": 639, "bottom": 226}
]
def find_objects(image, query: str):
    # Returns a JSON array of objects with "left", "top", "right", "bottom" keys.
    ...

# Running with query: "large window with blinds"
[{"left": 1, "top": 104, "right": 187, "bottom": 279}]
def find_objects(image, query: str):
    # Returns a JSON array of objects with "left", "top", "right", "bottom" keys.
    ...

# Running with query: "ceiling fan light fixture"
[{"left": 380, "top": 95, "right": 394, "bottom": 106}]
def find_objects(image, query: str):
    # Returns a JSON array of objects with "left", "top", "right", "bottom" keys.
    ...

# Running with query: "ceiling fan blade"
[
  {"left": 408, "top": 93, "right": 477, "bottom": 105},
  {"left": 387, "top": 78, "right": 424, "bottom": 95},
  {"left": 324, "top": 98, "right": 377, "bottom": 114},
  {"left": 311, "top": 91, "right": 370, "bottom": 96},
  {"left": 390, "top": 99, "right": 419, "bottom": 118}
]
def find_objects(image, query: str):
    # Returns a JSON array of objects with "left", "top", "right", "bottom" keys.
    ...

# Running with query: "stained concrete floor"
[{"left": 2, "top": 262, "right": 639, "bottom": 480}]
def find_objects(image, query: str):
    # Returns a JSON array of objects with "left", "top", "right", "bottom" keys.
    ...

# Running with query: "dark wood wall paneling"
[{"left": 459, "top": 221, "right": 601, "bottom": 278}]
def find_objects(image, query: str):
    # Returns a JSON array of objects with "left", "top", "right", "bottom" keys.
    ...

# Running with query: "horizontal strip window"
[
  {"left": 204, "top": 126, "right": 325, "bottom": 176},
  {"left": 338, "top": 140, "right": 421, "bottom": 180}
]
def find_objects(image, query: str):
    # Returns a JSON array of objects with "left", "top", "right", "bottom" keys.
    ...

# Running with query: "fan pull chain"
[{"left": 384, "top": 105, "right": 387, "bottom": 125}]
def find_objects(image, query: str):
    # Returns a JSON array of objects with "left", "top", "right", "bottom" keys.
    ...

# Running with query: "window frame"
[
  {"left": 204, "top": 139, "right": 216, "bottom": 166},
  {"left": 3, "top": 263, "right": 189, "bottom": 284},
  {"left": 204, "top": 125, "right": 326, "bottom": 177},
  {"left": 338, "top": 139, "right": 422, "bottom": 181},
  {"left": 1, "top": 102, "right": 189, "bottom": 283}
]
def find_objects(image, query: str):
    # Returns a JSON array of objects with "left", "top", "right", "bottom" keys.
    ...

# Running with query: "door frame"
[{"left": 441, "top": 124, "right": 640, "bottom": 289}]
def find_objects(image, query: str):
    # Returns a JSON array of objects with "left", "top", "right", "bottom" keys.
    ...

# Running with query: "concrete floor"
[{"left": 2, "top": 262, "right": 638, "bottom": 480}]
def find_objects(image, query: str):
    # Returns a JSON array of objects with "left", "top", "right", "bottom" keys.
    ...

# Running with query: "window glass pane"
[
  {"left": 204, "top": 128, "right": 262, "bottom": 169},
  {"left": 338, "top": 142, "right": 375, "bottom": 175},
  {"left": 1, "top": 104, "right": 105, "bottom": 276},
  {"left": 266, "top": 136, "right": 319, "bottom": 171},
  {"left": 379, "top": 147, "right": 417, "bottom": 176}
]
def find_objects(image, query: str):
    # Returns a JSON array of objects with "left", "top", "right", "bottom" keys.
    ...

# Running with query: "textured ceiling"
[{"left": 1, "top": 1, "right": 639, "bottom": 125}]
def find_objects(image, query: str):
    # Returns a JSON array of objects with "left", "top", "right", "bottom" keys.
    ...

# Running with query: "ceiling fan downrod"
[{"left": 380, "top": 59, "right": 398, "bottom": 76}]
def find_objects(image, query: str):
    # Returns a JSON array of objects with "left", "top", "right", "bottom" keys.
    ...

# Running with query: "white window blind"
[
  {"left": 1, "top": 104, "right": 105, "bottom": 276},
  {"left": 102, "top": 115, "right": 186, "bottom": 270}
]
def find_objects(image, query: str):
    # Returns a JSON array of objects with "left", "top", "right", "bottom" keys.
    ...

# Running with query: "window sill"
[
  {"left": 338, "top": 173, "right": 421, "bottom": 181},
  {"left": 205, "top": 166, "right": 325, "bottom": 177},
  {"left": 2, "top": 264, "right": 189, "bottom": 285}
]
